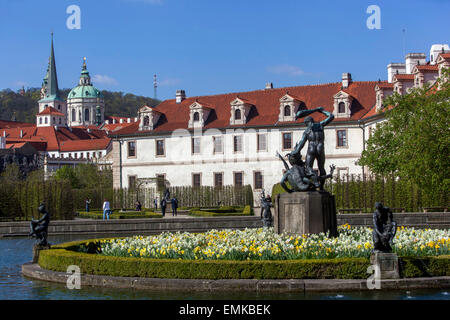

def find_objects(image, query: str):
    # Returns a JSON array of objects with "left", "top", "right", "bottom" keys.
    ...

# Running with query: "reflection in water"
[{"left": 0, "top": 234, "right": 449, "bottom": 300}]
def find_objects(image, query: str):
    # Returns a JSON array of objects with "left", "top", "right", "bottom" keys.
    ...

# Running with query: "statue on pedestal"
[
  {"left": 260, "top": 189, "right": 273, "bottom": 227},
  {"left": 372, "top": 202, "right": 397, "bottom": 253},
  {"left": 277, "top": 151, "right": 335, "bottom": 192},
  {"left": 29, "top": 203, "right": 50, "bottom": 246},
  {"left": 291, "top": 106, "right": 335, "bottom": 190}
]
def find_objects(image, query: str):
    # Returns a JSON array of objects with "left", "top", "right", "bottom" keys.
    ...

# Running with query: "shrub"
[
  {"left": 188, "top": 205, "right": 253, "bottom": 217},
  {"left": 38, "top": 239, "right": 370, "bottom": 279},
  {"left": 78, "top": 209, "right": 161, "bottom": 219},
  {"left": 399, "top": 255, "right": 450, "bottom": 278}
]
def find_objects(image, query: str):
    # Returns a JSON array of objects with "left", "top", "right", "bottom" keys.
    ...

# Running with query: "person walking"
[
  {"left": 171, "top": 196, "right": 178, "bottom": 217},
  {"left": 154, "top": 198, "right": 158, "bottom": 210},
  {"left": 160, "top": 198, "right": 166, "bottom": 217},
  {"left": 102, "top": 199, "right": 111, "bottom": 220},
  {"left": 135, "top": 201, "right": 142, "bottom": 211},
  {"left": 85, "top": 198, "right": 91, "bottom": 212}
]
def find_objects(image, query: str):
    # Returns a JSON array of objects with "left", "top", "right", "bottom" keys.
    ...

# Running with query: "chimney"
[
  {"left": 105, "top": 120, "right": 109, "bottom": 124},
  {"left": 119, "top": 118, "right": 123, "bottom": 124},
  {"left": 113, "top": 119, "right": 116, "bottom": 124},
  {"left": 176, "top": 90, "right": 186, "bottom": 104},
  {"left": 405, "top": 53, "right": 426, "bottom": 73},
  {"left": 265, "top": 82, "right": 273, "bottom": 89},
  {"left": 342, "top": 73, "right": 352, "bottom": 88},
  {"left": 387, "top": 63, "right": 406, "bottom": 83},
  {"left": 134, "top": 117, "right": 138, "bottom": 122},
  {"left": 127, "top": 118, "right": 131, "bottom": 123}
]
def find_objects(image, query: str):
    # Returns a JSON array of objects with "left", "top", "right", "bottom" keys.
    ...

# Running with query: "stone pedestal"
[
  {"left": 32, "top": 244, "right": 51, "bottom": 263},
  {"left": 273, "top": 191, "right": 337, "bottom": 236},
  {"left": 370, "top": 252, "right": 400, "bottom": 279}
]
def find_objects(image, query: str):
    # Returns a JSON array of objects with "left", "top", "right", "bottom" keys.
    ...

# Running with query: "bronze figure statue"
[
  {"left": 277, "top": 151, "right": 335, "bottom": 192},
  {"left": 372, "top": 202, "right": 397, "bottom": 253},
  {"left": 292, "top": 106, "right": 335, "bottom": 190},
  {"left": 260, "top": 189, "right": 273, "bottom": 227},
  {"left": 29, "top": 203, "right": 50, "bottom": 246}
]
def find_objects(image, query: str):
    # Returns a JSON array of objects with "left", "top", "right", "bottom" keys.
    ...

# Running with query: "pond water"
[{"left": 1, "top": 234, "right": 449, "bottom": 300}]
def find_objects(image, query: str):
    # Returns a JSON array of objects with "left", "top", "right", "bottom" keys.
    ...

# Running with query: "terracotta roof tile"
[
  {"left": 36, "top": 106, "right": 65, "bottom": 117},
  {"left": 112, "top": 81, "right": 379, "bottom": 136}
]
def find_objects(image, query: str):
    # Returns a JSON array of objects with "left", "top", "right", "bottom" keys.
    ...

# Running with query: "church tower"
[
  {"left": 37, "top": 33, "right": 67, "bottom": 127},
  {"left": 67, "top": 57, "right": 105, "bottom": 127}
]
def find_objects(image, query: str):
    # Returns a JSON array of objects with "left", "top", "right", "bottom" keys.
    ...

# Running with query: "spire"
[
  {"left": 46, "top": 32, "right": 60, "bottom": 99},
  {"left": 79, "top": 57, "right": 91, "bottom": 86}
]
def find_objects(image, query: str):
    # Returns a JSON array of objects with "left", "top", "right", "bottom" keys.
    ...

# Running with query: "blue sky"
[{"left": 0, "top": 0, "right": 449, "bottom": 101}]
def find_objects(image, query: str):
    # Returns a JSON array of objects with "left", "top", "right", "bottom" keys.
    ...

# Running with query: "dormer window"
[
  {"left": 235, "top": 109, "right": 241, "bottom": 120},
  {"left": 193, "top": 111, "right": 200, "bottom": 122},
  {"left": 138, "top": 105, "right": 161, "bottom": 131},
  {"left": 230, "top": 97, "right": 253, "bottom": 125},
  {"left": 333, "top": 91, "right": 353, "bottom": 118},
  {"left": 284, "top": 105, "right": 291, "bottom": 117},
  {"left": 278, "top": 94, "right": 303, "bottom": 122},
  {"left": 188, "top": 101, "right": 212, "bottom": 128}
]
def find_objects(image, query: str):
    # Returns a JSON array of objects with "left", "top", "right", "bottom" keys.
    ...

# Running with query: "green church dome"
[
  {"left": 68, "top": 85, "right": 104, "bottom": 99},
  {"left": 68, "top": 57, "right": 104, "bottom": 100}
]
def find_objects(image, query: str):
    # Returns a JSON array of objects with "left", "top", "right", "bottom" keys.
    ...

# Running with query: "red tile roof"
[
  {"left": 438, "top": 53, "right": 450, "bottom": 60},
  {"left": 112, "top": 81, "right": 380, "bottom": 136},
  {"left": 375, "top": 82, "right": 394, "bottom": 89},
  {"left": 36, "top": 106, "right": 65, "bottom": 117},
  {"left": 393, "top": 74, "right": 414, "bottom": 81},
  {"left": 415, "top": 65, "right": 439, "bottom": 72}
]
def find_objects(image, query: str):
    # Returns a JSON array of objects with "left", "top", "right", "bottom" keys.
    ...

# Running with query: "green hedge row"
[
  {"left": 38, "top": 240, "right": 450, "bottom": 279},
  {"left": 77, "top": 210, "right": 162, "bottom": 219},
  {"left": 188, "top": 205, "right": 253, "bottom": 217},
  {"left": 38, "top": 240, "right": 369, "bottom": 279}
]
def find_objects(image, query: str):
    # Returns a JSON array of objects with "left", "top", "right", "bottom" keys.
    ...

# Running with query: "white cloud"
[
  {"left": 158, "top": 78, "right": 181, "bottom": 87},
  {"left": 92, "top": 74, "right": 118, "bottom": 86},
  {"left": 267, "top": 64, "right": 305, "bottom": 76}
]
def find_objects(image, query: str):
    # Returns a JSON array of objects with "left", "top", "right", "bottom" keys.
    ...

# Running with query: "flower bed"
[
  {"left": 99, "top": 225, "right": 450, "bottom": 260},
  {"left": 36, "top": 224, "right": 450, "bottom": 279}
]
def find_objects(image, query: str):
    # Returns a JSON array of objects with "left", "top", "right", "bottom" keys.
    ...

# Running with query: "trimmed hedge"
[
  {"left": 78, "top": 209, "right": 162, "bottom": 219},
  {"left": 399, "top": 255, "right": 450, "bottom": 278},
  {"left": 188, "top": 205, "right": 253, "bottom": 217},
  {"left": 38, "top": 239, "right": 371, "bottom": 279}
]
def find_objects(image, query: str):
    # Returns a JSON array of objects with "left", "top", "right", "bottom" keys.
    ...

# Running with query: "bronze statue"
[
  {"left": 292, "top": 106, "right": 335, "bottom": 190},
  {"left": 29, "top": 203, "right": 50, "bottom": 246},
  {"left": 372, "top": 202, "right": 397, "bottom": 253},
  {"left": 277, "top": 151, "right": 335, "bottom": 192},
  {"left": 260, "top": 189, "right": 273, "bottom": 227}
]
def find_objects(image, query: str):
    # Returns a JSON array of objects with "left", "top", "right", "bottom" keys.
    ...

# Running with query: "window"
[
  {"left": 337, "top": 130, "right": 347, "bottom": 147},
  {"left": 53, "top": 117, "right": 55, "bottom": 123},
  {"left": 214, "top": 173, "right": 223, "bottom": 187},
  {"left": 85, "top": 109, "right": 90, "bottom": 122},
  {"left": 87, "top": 152, "right": 90, "bottom": 159},
  {"left": 192, "top": 173, "right": 201, "bottom": 187},
  {"left": 233, "top": 135, "right": 242, "bottom": 152},
  {"left": 127, "top": 141, "right": 136, "bottom": 157},
  {"left": 44, "top": 117, "right": 48, "bottom": 124},
  {"left": 338, "top": 102, "right": 346, "bottom": 114},
  {"left": 257, "top": 133, "right": 267, "bottom": 151},
  {"left": 193, "top": 112, "right": 200, "bottom": 122},
  {"left": 234, "top": 109, "right": 241, "bottom": 120},
  {"left": 213, "top": 136, "right": 223, "bottom": 153},
  {"left": 156, "top": 174, "right": 166, "bottom": 191},
  {"left": 234, "top": 172, "right": 243, "bottom": 187},
  {"left": 72, "top": 109, "right": 76, "bottom": 122},
  {"left": 68, "top": 153, "right": 72, "bottom": 158},
  {"left": 282, "top": 132, "right": 292, "bottom": 150},
  {"left": 191, "top": 137, "right": 201, "bottom": 154},
  {"left": 284, "top": 105, "right": 291, "bottom": 117},
  {"left": 254, "top": 171, "right": 263, "bottom": 190},
  {"left": 57, "top": 104, "right": 61, "bottom": 110},
  {"left": 59, "top": 118, "right": 62, "bottom": 124},
  {"left": 39, "top": 118, "right": 42, "bottom": 124},
  {"left": 128, "top": 175, "right": 137, "bottom": 189},
  {"left": 156, "top": 139, "right": 165, "bottom": 156},
  {"left": 143, "top": 116, "right": 150, "bottom": 126}
]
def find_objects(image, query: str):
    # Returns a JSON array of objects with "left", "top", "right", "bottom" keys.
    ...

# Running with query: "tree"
[
  {"left": 359, "top": 69, "right": 450, "bottom": 202},
  {"left": 53, "top": 165, "right": 80, "bottom": 188}
]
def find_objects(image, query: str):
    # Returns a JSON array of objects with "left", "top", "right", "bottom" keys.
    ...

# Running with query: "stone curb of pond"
[{"left": 22, "top": 263, "right": 450, "bottom": 293}]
